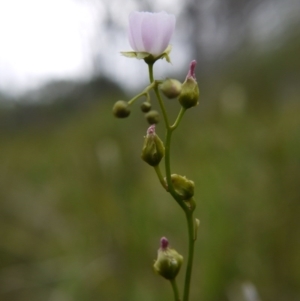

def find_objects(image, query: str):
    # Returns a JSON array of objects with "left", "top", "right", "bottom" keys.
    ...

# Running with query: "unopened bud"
[
  {"left": 153, "top": 237, "right": 183, "bottom": 280},
  {"left": 112, "top": 100, "right": 131, "bottom": 118},
  {"left": 171, "top": 174, "right": 195, "bottom": 200},
  {"left": 178, "top": 60, "right": 199, "bottom": 109},
  {"left": 160, "top": 78, "right": 182, "bottom": 99},
  {"left": 145, "top": 110, "right": 160, "bottom": 124},
  {"left": 141, "top": 125, "right": 165, "bottom": 166},
  {"left": 141, "top": 102, "right": 152, "bottom": 113}
]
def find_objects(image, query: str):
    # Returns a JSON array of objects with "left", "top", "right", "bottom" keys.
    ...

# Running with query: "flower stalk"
[
  {"left": 149, "top": 60, "right": 198, "bottom": 301},
  {"left": 148, "top": 60, "right": 198, "bottom": 301},
  {"left": 113, "top": 11, "right": 200, "bottom": 301}
]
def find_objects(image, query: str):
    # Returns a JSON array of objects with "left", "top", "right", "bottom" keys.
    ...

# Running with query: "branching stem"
[{"left": 147, "top": 63, "right": 196, "bottom": 301}]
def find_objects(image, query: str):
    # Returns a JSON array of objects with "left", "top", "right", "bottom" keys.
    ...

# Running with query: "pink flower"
[{"left": 128, "top": 11, "right": 175, "bottom": 57}]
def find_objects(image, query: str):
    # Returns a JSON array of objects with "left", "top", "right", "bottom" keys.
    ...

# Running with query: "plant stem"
[
  {"left": 148, "top": 62, "right": 196, "bottom": 301},
  {"left": 148, "top": 63, "right": 170, "bottom": 129},
  {"left": 166, "top": 127, "right": 196, "bottom": 301},
  {"left": 164, "top": 128, "right": 186, "bottom": 211},
  {"left": 128, "top": 81, "right": 157, "bottom": 105},
  {"left": 148, "top": 62, "right": 155, "bottom": 83},
  {"left": 170, "top": 278, "right": 181, "bottom": 301},
  {"left": 153, "top": 165, "right": 168, "bottom": 190},
  {"left": 171, "top": 107, "right": 186, "bottom": 130},
  {"left": 183, "top": 211, "right": 195, "bottom": 301}
]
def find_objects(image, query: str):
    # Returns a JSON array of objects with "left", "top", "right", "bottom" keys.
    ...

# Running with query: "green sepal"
[
  {"left": 160, "top": 45, "right": 172, "bottom": 63},
  {"left": 141, "top": 132, "right": 165, "bottom": 166},
  {"left": 120, "top": 45, "right": 172, "bottom": 63},
  {"left": 178, "top": 77, "right": 200, "bottom": 109},
  {"left": 121, "top": 51, "right": 150, "bottom": 60},
  {"left": 153, "top": 247, "right": 183, "bottom": 280}
]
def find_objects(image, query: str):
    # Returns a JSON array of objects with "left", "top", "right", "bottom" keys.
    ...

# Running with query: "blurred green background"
[
  {"left": 1, "top": 48, "right": 300, "bottom": 301},
  {"left": 1, "top": 1, "right": 300, "bottom": 301}
]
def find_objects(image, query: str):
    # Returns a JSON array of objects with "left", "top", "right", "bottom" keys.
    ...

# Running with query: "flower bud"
[
  {"left": 171, "top": 174, "right": 195, "bottom": 200},
  {"left": 141, "top": 125, "right": 165, "bottom": 166},
  {"left": 112, "top": 100, "right": 131, "bottom": 118},
  {"left": 178, "top": 60, "right": 199, "bottom": 109},
  {"left": 141, "top": 101, "right": 152, "bottom": 113},
  {"left": 153, "top": 237, "right": 183, "bottom": 280},
  {"left": 160, "top": 78, "right": 182, "bottom": 99},
  {"left": 145, "top": 110, "right": 160, "bottom": 124}
]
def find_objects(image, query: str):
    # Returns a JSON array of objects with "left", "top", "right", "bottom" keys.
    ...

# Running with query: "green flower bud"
[
  {"left": 141, "top": 125, "right": 165, "bottom": 166},
  {"left": 153, "top": 237, "right": 183, "bottom": 280},
  {"left": 171, "top": 174, "right": 195, "bottom": 200},
  {"left": 178, "top": 60, "right": 199, "bottom": 109},
  {"left": 145, "top": 110, "right": 160, "bottom": 124},
  {"left": 112, "top": 100, "right": 131, "bottom": 118},
  {"left": 141, "top": 101, "right": 152, "bottom": 113},
  {"left": 160, "top": 78, "right": 182, "bottom": 99}
]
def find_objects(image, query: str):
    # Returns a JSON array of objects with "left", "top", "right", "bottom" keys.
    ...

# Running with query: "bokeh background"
[{"left": 0, "top": 0, "right": 300, "bottom": 301}]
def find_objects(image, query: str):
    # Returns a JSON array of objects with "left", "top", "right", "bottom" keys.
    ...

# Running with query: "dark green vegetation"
[{"left": 0, "top": 44, "right": 300, "bottom": 301}]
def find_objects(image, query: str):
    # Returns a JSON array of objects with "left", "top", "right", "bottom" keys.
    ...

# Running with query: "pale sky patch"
[
  {"left": 0, "top": 0, "right": 297, "bottom": 97},
  {"left": 0, "top": 0, "right": 185, "bottom": 96},
  {"left": 0, "top": 0, "right": 97, "bottom": 94}
]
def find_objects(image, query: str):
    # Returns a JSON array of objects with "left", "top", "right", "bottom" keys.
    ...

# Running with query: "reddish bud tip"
[
  {"left": 147, "top": 124, "right": 156, "bottom": 135},
  {"left": 160, "top": 237, "right": 169, "bottom": 249},
  {"left": 187, "top": 60, "right": 197, "bottom": 79}
]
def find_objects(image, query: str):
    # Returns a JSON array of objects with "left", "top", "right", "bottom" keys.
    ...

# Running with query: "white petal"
[
  {"left": 128, "top": 11, "right": 175, "bottom": 56},
  {"left": 149, "top": 12, "right": 175, "bottom": 56},
  {"left": 128, "top": 11, "right": 144, "bottom": 52}
]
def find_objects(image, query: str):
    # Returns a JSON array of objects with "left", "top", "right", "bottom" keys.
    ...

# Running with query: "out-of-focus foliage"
[{"left": 0, "top": 26, "right": 300, "bottom": 301}]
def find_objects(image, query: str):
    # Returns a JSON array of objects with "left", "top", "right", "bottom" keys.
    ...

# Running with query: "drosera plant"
[{"left": 113, "top": 11, "right": 200, "bottom": 301}]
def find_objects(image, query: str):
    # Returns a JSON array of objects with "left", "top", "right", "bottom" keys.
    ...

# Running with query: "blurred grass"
[
  {"left": 0, "top": 93, "right": 299, "bottom": 301},
  {"left": 0, "top": 8, "right": 299, "bottom": 300}
]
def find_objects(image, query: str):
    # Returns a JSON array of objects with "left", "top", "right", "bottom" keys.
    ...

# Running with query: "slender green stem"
[
  {"left": 148, "top": 62, "right": 155, "bottom": 83},
  {"left": 128, "top": 81, "right": 157, "bottom": 105},
  {"left": 183, "top": 211, "right": 196, "bottom": 301},
  {"left": 171, "top": 107, "right": 186, "bottom": 130},
  {"left": 148, "top": 61, "right": 196, "bottom": 301},
  {"left": 166, "top": 126, "right": 196, "bottom": 301},
  {"left": 154, "top": 86, "right": 170, "bottom": 129},
  {"left": 148, "top": 63, "right": 170, "bottom": 129},
  {"left": 170, "top": 278, "right": 181, "bottom": 301},
  {"left": 164, "top": 128, "right": 186, "bottom": 211},
  {"left": 127, "top": 90, "right": 146, "bottom": 105},
  {"left": 153, "top": 165, "right": 168, "bottom": 190}
]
